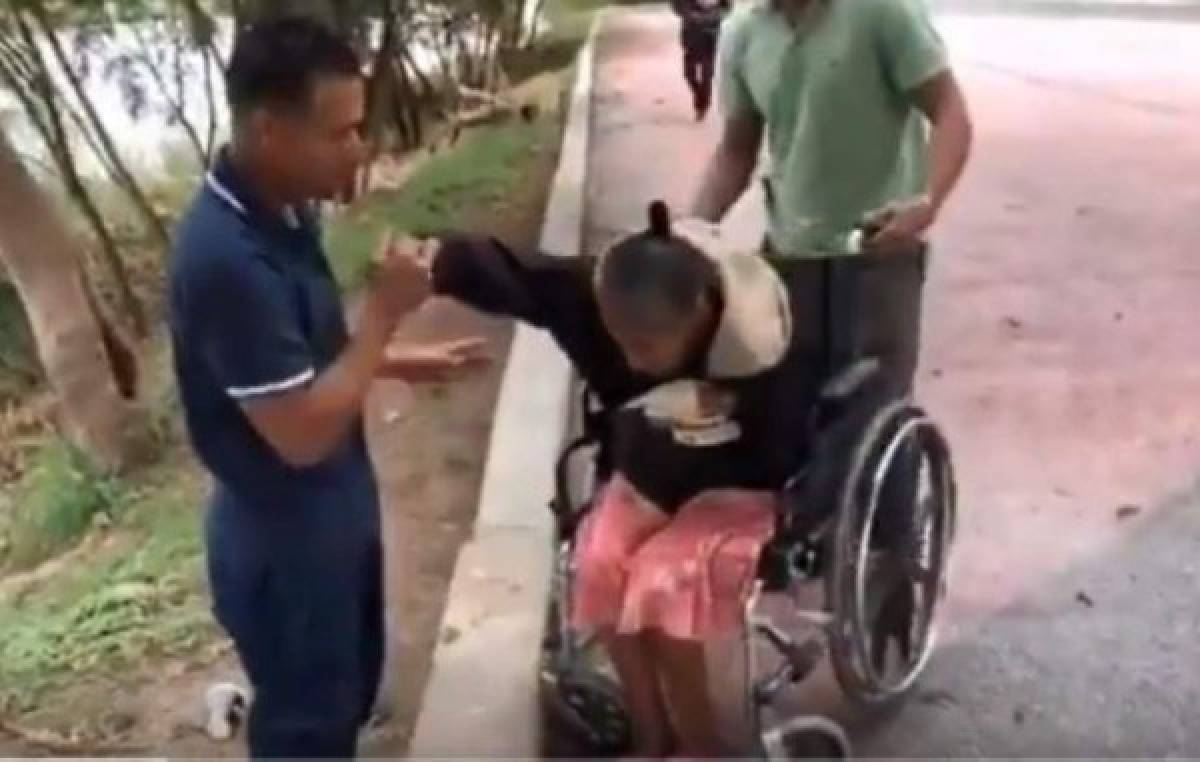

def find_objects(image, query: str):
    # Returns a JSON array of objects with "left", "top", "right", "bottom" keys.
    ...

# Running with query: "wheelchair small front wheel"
[
  {"left": 541, "top": 668, "right": 632, "bottom": 757},
  {"left": 761, "top": 715, "right": 851, "bottom": 760},
  {"left": 826, "top": 399, "right": 957, "bottom": 710}
]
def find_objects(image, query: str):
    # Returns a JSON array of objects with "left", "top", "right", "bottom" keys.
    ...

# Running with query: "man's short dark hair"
[
  {"left": 598, "top": 202, "right": 720, "bottom": 332},
  {"left": 225, "top": 17, "right": 361, "bottom": 121}
]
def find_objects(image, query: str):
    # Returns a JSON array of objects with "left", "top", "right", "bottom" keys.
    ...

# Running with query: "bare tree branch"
[
  {"left": 127, "top": 14, "right": 208, "bottom": 164},
  {"left": 12, "top": 9, "right": 148, "bottom": 336},
  {"left": 25, "top": 0, "right": 171, "bottom": 246}
]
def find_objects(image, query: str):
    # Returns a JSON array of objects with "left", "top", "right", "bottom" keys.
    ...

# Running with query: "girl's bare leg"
[
  {"left": 606, "top": 631, "right": 674, "bottom": 757},
  {"left": 653, "top": 634, "right": 727, "bottom": 757}
]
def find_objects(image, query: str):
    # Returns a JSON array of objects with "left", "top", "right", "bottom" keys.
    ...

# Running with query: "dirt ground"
[{"left": 0, "top": 120, "right": 558, "bottom": 757}]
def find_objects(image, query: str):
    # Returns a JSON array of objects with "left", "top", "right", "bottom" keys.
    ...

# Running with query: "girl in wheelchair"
[{"left": 419, "top": 201, "right": 922, "bottom": 757}]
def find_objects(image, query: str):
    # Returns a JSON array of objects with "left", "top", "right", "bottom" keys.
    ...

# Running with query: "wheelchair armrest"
[
  {"left": 551, "top": 434, "right": 603, "bottom": 539},
  {"left": 819, "top": 357, "right": 881, "bottom": 403}
]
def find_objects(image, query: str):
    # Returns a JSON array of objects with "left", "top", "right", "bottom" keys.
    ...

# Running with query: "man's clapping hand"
[{"left": 365, "top": 230, "right": 433, "bottom": 324}]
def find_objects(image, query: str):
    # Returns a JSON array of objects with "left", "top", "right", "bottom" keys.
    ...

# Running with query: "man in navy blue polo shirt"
[{"left": 169, "top": 18, "right": 484, "bottom": 758}]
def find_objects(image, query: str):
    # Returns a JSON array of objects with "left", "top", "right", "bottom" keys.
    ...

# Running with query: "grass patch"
[
  {"left": 0, "top": 461, "right": 212, "bottom": 713},
  {"left": 0, "top": 339, "right": 211, "bottom": 714},
  {"left": 0, "top": 441, "right": 126, "bottom": 573},
  {"left": 326, "top": 118, "right": 559, "bottom": 289}
]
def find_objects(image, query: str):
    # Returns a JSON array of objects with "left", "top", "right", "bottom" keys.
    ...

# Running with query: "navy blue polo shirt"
[{"left": 168, "top": 151, "right": 378, "bottom": 527}]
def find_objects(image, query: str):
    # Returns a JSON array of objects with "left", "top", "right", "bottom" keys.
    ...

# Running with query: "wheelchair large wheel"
[{"left": 825, "top": 399, "right": 957, "bottom": 709}]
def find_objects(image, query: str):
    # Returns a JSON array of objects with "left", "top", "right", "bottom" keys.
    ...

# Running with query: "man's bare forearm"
[
  {"left": 242, "top": 302, "right": 395, "bottom": 468},
  {"left": 919, "top": 74, "right": 973, "bottom": 215},
  {"left": 295, "top": 307, "right": 393, "bottom": 457},
  {"left": 692, "top": 146, "right": 757, "bottom": 223},
  {"left": 691, "top": 114, "right": 764, "bottom": 223}
]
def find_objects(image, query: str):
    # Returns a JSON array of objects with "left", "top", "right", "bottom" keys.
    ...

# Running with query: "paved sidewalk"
[{"left": 586, "top": 5, "right": 1200, "bottom": 756}]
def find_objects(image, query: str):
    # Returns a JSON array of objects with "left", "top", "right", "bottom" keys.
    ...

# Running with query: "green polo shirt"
[{"left": 718, "top": 0, "right": 947, "bottom": 256}]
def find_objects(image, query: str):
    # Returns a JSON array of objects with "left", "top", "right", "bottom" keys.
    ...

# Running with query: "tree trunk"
[
  {"left": 390, "top": 57, "right": 418, "bottom": 148},
  {"left": 524, "top": 0, "right": 547, "bottom": 49},
  {"left": 0, "top": 130, "right": 139, "bottom": 472},
  {"left": 398, "top": 40, "right": 437, "bottom": 103},
  {"left": 200, "top": 43, "right": 220, "bottom": 161},
  {"left": 230, "top": 0, "right": 247, "bottom": 31},
  {"left": 26, "top": 2, "right": 171, "bottom": 248},
  {"left": 244, "top": 0, "right": 338, "bottom": 25},
  {"left": 503, "top": 2, "right": 522, "bottom": 52},
  {"left": 472, "top": 19, "right": 489, "bottom": 87},
  {"left": 9, "top": 13, "right": 148, "bottom": 337},
  {"left": 394, "top": 49, "right": 428, "bottom": 146},
  {"left": 486, "top": 25, "right": 501, "bottom": 91},
  {"left": 358, "top": 0, "right": 398, "bottom": 194},
  {"left": 363, "top": 0, "right": 398, "bottom": 148}
]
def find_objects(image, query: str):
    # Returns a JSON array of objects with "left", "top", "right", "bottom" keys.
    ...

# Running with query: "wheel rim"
[{"left": 832, "top": 402, "right": 957, "bottom": 704}]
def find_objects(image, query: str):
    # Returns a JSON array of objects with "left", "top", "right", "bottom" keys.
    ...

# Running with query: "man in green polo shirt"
[
  {"left": 694, "top": 0, "right": 972, "bottom": 258},
  {"left": 680, "top": 0, "right": 972, "bottom": 753}
]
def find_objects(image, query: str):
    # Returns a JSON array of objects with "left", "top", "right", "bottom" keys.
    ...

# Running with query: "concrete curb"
[{"left": 407, "top": 15, "right": 601, "bottom": 759}]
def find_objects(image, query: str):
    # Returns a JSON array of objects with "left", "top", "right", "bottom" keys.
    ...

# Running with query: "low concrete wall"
[{"left": 407, "top": 16, "right": 600, "bottom": 759}]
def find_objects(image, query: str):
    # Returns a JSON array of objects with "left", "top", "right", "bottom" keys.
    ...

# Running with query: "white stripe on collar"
[
  {"left": 205, "top": 172, "right": 300, "bottom": 229},
  {"left": 282, "top": 206, "right": 300, "bottom": 229},
  {"left": 205, "top": 172, "right": 247, "bottom": 216}
]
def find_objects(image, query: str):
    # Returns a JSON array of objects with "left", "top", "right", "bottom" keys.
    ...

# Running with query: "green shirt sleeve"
[
  {"left": 874, "top": 0, "right": 948, "bottom": 94},
  {"left": 717, "top": 12, "right": 758, "bottom": 119}
]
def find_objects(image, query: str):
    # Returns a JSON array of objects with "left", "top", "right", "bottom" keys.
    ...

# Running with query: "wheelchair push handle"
[
  {"left": 823, "top": 216, "right": 927, "bottom": 371},
  {"left": 845, "top": 217, "right": 929, "bottom": 259}
]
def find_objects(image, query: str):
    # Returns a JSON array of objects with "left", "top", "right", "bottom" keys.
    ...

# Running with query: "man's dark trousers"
[{"left": 207, "top": 485, "right": 385, "bottom": 758}]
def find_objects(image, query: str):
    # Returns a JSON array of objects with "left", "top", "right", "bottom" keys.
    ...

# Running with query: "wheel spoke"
[{"left": 826, "top": 404, "right": 957, "bottom": 705}]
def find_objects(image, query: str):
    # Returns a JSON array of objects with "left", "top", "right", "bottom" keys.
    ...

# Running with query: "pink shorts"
[{"left": 571, "top": 474, "right": 777, "bottom": 641}]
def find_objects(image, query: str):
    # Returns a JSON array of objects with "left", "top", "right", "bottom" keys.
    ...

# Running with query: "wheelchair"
[{"left": 539, "top": 248, "right": 958, "bottom": 759}]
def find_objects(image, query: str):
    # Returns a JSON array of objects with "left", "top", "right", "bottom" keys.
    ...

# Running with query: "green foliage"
[
  {"left": 0, "top": 464, "right": 211, "bottom": 712},
  {"left": 326, "top": 118, "right": 556, "bottom": 289},
  {"left": 1, "top": 440, "right": 126, "bottom": 572}
]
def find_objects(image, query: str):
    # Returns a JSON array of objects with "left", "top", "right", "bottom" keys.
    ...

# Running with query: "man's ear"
[{"left": 247, "top": 108, "right": 276, "bottom": 150}]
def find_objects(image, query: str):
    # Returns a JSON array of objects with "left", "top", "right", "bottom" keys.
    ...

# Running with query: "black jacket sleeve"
[
  {"left": 432, "top": 234, "right": 648, "bottom": 408},
  {"left": 431, "top": 234, "right": 582, "bottom": 328}
]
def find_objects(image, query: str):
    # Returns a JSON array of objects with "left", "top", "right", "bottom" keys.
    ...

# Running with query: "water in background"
[{"left": 0, "top": 0, "right": 546, "bottom": 179}]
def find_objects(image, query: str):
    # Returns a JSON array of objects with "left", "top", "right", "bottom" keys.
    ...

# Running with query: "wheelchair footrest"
[
  {"left": 751, "top": 622, "right": 826, "bottom": 704},
  {"left": 761, "top": 716, "right": 851, "bottom": 760}
]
